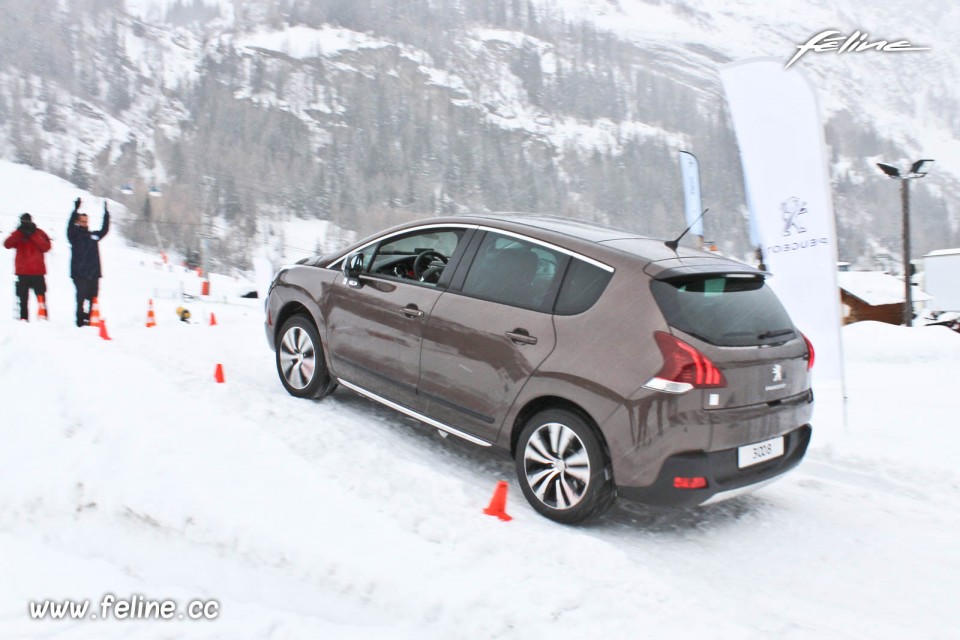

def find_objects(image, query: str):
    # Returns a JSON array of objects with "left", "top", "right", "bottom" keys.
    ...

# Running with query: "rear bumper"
[{"left": 617, "top": 424, "right": 811, "bottom": 507}]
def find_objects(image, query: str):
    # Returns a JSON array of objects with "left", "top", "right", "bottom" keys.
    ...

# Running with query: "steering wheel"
[{"left": 413, "top": 250, "right": 449, "bottom": 282}]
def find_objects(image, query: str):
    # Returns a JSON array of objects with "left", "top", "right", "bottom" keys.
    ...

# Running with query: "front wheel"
[
  {"left": 275, "top": 315, "right": 335, "bottom": 399},
  {"left": 515, "top": 408, "right": 615, "bottom": 524}
]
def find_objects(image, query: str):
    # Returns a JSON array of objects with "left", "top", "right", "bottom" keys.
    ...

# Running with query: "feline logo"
[
  {"left": 781, "top": 197, "right": 807, "bottom": 236},
  {"left": 786, "top": 31, "right": 930, "bottom": 69}
]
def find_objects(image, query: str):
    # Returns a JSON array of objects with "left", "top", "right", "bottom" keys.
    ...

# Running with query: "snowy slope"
[{"left": 2, "top": 164, "right": 960, "bottom": 639}]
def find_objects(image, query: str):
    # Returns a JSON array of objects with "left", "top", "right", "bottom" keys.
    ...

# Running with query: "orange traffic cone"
[
  {"left": 98, "top": 319, "right": 111, "bottom": 341},
  {"left": 483, "top": 481, "right": 513, "bottom": 521},
  {"left": 201, "top": 280, "right": 210, "bottom": 296},
  {"left": 214, "top": 363, "right": 225, "bottom": 384},
  {"left": 146, "top": 299, "right": 157, "bottom": 328},
  {"left": 37, "top": 295, "right": 48, "bottom": 320},
  {"left": 88, "top": 298, "right": 101, "bottom": 328},
  {"left": 209, "top": 312, "right": 217, "bottom": 326}
]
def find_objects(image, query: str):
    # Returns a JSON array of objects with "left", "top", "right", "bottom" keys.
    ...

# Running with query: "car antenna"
[{"left": 664, "top": 208, "right": 710, "bottom": 251}]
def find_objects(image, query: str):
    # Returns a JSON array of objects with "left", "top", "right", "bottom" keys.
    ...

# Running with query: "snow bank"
[{"left": 843, "top": 319, "right": 960, "bottom": 363}]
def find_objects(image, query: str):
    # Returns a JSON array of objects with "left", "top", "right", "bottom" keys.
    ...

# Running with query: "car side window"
[
  {"left": 554, "top": 258, "right": 613, "bottom": 315},
  {"left": 368, "top": 228, "right": 464, "bottom": 286},
  {"left": 460, "top": 232, "right": 566, "bottom": 312}
]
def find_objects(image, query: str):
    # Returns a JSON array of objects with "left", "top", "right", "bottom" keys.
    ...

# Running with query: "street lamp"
[{"left": 876, "top": 159, "right": 933, "bottom": 327}]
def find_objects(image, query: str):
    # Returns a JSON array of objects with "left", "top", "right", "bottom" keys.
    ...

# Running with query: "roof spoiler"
[{"left": 643, "top": 256, "right": 769, "bottom": 280}]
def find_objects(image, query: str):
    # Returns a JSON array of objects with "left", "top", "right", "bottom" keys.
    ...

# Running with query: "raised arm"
[
  {"left": 97, "top": 201, "right": 110, "bottom": 239},
  {"left": 67, "top": 197, "right": 81, "bottom": 241}
]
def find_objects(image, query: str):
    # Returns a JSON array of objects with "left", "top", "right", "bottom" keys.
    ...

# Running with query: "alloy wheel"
[
  {"left": 522, "top": 422, "right": 591, "bottom": 509},
  {"left": 279, "top": 326, "right": 316, "bottom": 390}
]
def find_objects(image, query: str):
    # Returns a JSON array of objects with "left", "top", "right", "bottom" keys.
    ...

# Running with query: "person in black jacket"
[{"left": 67, "top": 197, "right": 110, "bottom": 327}]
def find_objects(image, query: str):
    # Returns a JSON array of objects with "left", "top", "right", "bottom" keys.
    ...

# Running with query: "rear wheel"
[
  {"left": 276, "top": 315, "right": 335, "bottom": 399},
  {"left": 515, "top": 408, "right": 615, "bottom": 524}
]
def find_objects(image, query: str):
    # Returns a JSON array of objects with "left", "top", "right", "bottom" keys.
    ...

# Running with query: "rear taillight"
[
  {"left": 801, "top": 332, "right": 815, "bottom": 370},
  {"left": 643, "top": 331, "right": 727, "bottom": 394}
]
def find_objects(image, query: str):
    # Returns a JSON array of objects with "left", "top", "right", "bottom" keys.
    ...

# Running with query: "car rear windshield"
[{"left": 650, "top": 274, "right": 796, "bottom": 346}]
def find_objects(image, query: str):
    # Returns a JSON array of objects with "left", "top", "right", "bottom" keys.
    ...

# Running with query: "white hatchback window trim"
[
  {"left": 475, "top": 225, "right": 614, "bottom": 273},
  {"left": 325, "top": 223, "right": 615, "bottom": 274},
  {"left": 324, "top": 223, "right": 480, "bottom": 269}
]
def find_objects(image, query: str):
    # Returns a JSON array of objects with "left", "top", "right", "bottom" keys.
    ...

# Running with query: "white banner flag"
[
  {"left": 679, "top": 151, "right": 703, "bottom": 237},
  {"left": 720, "top": 58, "right": 845, "bottom": 385}
]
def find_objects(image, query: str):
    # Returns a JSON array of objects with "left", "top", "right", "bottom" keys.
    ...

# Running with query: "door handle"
[
  {"left": 506, "top": 329, "right": 538, "bottom": 345},
  {"left": 399, "top": 305, "right": 424, "bottom": 319}
]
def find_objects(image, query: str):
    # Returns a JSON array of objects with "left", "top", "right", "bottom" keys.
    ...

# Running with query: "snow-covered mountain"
[{"left": 1, "top": 0, "right": 958, "bottom": 268}]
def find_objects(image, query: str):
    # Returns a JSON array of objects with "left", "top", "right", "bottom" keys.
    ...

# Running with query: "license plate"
[{"left": 738, "top": 436, "right": 785, "bottom": 468}]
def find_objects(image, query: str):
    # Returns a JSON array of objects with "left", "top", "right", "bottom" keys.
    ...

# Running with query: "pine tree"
[{"left": 70, "top": 155, "right": 91, "bottom": 190}]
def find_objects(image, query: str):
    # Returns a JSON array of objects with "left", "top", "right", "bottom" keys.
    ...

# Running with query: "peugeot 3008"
[{"left": 265, "top": 215, "right": 813, "bottom": 523}]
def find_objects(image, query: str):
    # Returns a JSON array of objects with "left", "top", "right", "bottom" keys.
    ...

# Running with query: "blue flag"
[{"left": 679, "top": 151, "right": 703, "bottom": 238}]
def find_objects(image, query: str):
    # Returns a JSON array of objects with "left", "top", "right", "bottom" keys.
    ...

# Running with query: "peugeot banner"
[
  {"left": 719, "top": 58, "right": 845, "bottom": 385},
  {"left": 678, "top": 151, "right": 704, "bottom": 239}
]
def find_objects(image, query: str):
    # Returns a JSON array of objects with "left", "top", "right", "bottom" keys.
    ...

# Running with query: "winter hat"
[{"left": 20, "top": 213, "right": 32, "bottom": 222}]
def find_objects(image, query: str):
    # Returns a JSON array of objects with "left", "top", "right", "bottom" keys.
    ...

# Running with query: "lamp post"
[
  {"left": 876, "top": 159, "right": 933, "bottom": 327},
  {"left": 198, "top": 175, "right": 217, "bottom": 281},
  {"left": 146, "top": 185, "right": 168, "bottom": 258}
]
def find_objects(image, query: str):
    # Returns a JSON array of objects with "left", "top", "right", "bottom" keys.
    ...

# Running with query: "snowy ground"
[{"left": 2, "top": 164, "right": 960, "bottom": 639}]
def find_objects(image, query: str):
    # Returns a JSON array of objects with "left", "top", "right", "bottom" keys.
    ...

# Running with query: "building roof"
[
  {"left": 925, "top": 248, "right": 960, "bottom": 257},
  {"left": 837, "top": 271, "right": 932, "bottom": 306}
]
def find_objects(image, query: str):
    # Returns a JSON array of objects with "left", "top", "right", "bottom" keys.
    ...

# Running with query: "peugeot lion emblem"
[
  {"left": 780, "top": 197, "right": 807, "bottom": 236},
  {"left": 771, "top": 364, "right": 784, "bottom": 382}
]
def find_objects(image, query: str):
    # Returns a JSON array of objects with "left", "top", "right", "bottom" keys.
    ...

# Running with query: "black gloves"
[
  {"left": 73, "top": 197, "right": 82, "bottom": 212},
  {"left": 19, "top": 221, "right": 36, "bottom": 239}
]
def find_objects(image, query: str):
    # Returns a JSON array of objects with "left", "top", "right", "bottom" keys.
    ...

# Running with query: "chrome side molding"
[{"left": 337, "top": 378, "right": 493, "bottom": 447}]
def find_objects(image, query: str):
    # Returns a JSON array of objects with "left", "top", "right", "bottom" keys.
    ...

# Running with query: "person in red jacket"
[{"left": 4, "top": 213, "right": 52, "bottom": 321}]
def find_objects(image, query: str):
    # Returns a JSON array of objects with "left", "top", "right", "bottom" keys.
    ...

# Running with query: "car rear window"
[{"left": 650, "top": 274, "right": 796, "bottom": 346}]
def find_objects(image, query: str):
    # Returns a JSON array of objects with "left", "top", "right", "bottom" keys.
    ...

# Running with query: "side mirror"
[{"left": 342, "top": 253, "right": 364, "bottom": 288}]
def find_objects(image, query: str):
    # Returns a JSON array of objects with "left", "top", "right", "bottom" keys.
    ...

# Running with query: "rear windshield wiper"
[{"left": 757, "top": 329, "right": 795, "bottom": 340}]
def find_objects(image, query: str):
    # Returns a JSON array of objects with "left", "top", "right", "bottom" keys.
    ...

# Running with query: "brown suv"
[{"left": 265, "top": 215, "right": 813, "bottom": 523}]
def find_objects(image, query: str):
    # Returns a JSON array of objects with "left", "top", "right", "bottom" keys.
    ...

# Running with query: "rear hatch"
[{"left": 648, "top": 267, "right": 810, "bottom": 410}]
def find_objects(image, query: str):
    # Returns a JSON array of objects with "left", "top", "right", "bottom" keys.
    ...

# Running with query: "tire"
[
  {"left": 275, "top": 315, "right": 336, "bottom": 399},
  {"left": 515, "top": 408, "right": 616, "bottom": 524}
]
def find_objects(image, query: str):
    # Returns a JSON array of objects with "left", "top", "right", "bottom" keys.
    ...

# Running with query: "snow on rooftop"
[
  {"left": 925, "top": 248, "right": 960, "bottom": 257},
  {"left": 837, "top": 270, "right": 932, "bottom": 306}
]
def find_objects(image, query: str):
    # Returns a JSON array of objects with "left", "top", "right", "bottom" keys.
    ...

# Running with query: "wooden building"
[{"left": 837, "top": 271, "right": 931, "bottom": 325}]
